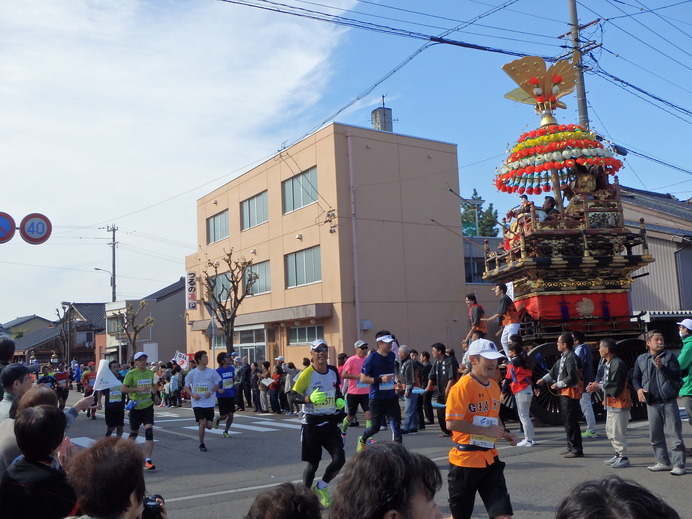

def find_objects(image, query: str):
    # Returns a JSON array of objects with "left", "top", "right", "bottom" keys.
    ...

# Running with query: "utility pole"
[
  {"left": 107, "top": 224, "right": 118, "bottom": 302},
  {"left": 568, "top": 0, "right": 590, "bottom": 129}
]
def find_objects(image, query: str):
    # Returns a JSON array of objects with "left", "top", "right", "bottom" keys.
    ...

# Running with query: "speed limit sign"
[{"left": 19, "top": 213, "right": 52, "bottom": 244}]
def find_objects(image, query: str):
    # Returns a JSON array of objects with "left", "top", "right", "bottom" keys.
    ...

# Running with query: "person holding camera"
[
  {"left": 66, "top": 436, "right": 168, "bottom": 519},
  {"left": 631, "top": 330, "right": 687, "bottom": 475}
]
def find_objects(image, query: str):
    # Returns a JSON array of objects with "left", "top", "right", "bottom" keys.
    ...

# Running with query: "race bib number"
[
  {"left": 314, "top": 389, "right": 336, "bottom": 412},
  {"left": 356, "top": 380, "right": 369, "bottom": 389},
  {"left": 110, "top": 389, "right": 122, "bottom": 400},
  {"left": 470, "top": 415, "right": 498, "bottom": 449},
  {"left": 379, "top": 374, "right": 395, "bottom": 390},
  {"left": 222, "top": 378, "right": 234, "bottom": 389},
  {"left": 194, "top": 384, "right": 209, "bottom": 394},
  {"left": 137, "top": 379, "right": 152, "bottom": 389}
]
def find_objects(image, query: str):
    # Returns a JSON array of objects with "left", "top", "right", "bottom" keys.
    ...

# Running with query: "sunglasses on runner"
[{"left": 312, "top": 347, "right": 328, "bottom": 353}]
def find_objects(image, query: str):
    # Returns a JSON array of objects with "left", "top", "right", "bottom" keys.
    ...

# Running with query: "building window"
[
  {"left": 106, "top": 318, "right": 119, "bottom": 334},
  {"left": 241, "top": 191, "right": 268, "bottom": 230},
  {"left": 285, "top": 246, "right": 321, "bottom": 288},
  {"left": 207, "top": 210, "right": 229, "bottom": 244},
  {"left": 288, "top": 325, "right": 324, "bottom": 345},
  {"left": 282, "top": 167, "right": 317, "bottom": 214},
  {"left": 247, "top": 261, "right": 270, "bottom": 296},
  {"left": 210, "top": 273, "right": 231, "bottom": 300},
  {"left": 465, "top": 257, "right": 489, "bottom": 283}
]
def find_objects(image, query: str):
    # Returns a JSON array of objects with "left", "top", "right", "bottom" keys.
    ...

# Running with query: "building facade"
[{"left": 185, "top": 123, "right": 468, "bottom": 366}]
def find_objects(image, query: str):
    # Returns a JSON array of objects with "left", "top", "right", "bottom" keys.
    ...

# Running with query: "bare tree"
[
  {"left": 55, "top": 307, "right": 71, "bottom": 362},
  {"left": 200, "top": 249, "right": 258, "bottom": 352},
  {"left": 112, "top": 301, "right": 155, "bottom": 361}
]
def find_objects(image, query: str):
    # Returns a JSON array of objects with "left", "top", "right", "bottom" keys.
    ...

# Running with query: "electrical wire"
[{"left": 578, "top": 1, "right": 692, "bottom": 72}]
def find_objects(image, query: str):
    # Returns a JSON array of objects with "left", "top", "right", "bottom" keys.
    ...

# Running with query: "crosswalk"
[{"left": 69, "top": 408, "right": 304, "bottom": 447}]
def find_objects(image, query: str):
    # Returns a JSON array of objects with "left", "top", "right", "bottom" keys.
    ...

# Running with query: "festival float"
[{"left": 483, "top": 55, "right": 654, "bottom": 424}]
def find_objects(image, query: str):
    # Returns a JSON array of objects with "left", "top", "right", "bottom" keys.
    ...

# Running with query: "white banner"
[
  {"left": 93, "top": 359, "right": 123, "bottom": 391},
  {"left": 186, "top": 272, "right": 197, "bottom": 310},
  {"left": 175, "top": 350, "right": 189, "bottom": 370}
]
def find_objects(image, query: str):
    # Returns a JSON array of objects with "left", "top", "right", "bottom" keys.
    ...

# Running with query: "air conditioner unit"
[{"left": 85, "top": 342, "right": 94, "bottom": 349}]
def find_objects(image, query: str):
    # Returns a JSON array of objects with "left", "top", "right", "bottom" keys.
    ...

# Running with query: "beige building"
[{"left": 185, "top": 123, "right": 468, "bottom": 366}]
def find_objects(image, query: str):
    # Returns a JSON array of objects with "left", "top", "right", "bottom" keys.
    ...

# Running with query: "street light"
[{"left": 94, "top": 267, "right": 116, "bottom": 302}]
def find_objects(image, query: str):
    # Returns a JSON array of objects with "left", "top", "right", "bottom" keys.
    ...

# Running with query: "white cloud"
[{"left": 0, "top": 0, "right": 352, "bottom": 320}]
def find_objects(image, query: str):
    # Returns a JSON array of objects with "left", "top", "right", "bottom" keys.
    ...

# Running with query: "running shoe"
[
  {"left": 516, "top": 439, "right": 534, "bottom": 447},
  {"left": 222, "top": 432, "right": 231, "bottom": 438},
  {"left": 199, "top": 443, "right": 208, "bottom": 452},
  {"left": 611, "top": 457, "right": 630, "bottom": 469},
  {"left": 357, "top": 436, "right": 366, "bottom": 453},
  {"left": 670, "top": 467, "right": 685, "bottom": 476},
  {"left": 312, "top": 483, "right": 332, "bottom": 508},
  {"left": 212, "top": 416, "right": 221, "bottom": 429},
  {"left": 144, "top": 460, "right": 156, "bottom": 471},
  {"left": 604, "top": 455, "right": 620, "bottom": 465},
  {"left": 581, "top": 431, "right": 598, "bottom": 439},
  {"left": 647, "top": 463, "right": 672, "bottom": 472}
]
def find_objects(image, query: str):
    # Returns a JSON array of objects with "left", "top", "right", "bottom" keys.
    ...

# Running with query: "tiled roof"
[
  {"left": 2, "top": 315, "right": 48, "bottom": 329},
  {"left": 14, "top": 326, "right": 61, "bottom": 350},
  {"left": 144, "top": 277, "right": 185, "bottom": 301},
  {"left": 621, "top": 185, "right": 692, "bottom": 223},
  {"left": 624, "top": 220, "right": 692, "bottom": 238},
  {"left": 72, "top": 303, "right": 106, "bottom": 331}
]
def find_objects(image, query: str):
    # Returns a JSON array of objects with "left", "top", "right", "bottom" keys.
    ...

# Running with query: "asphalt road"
[{"left": 64, "top": 393, "right": 691, "bottom": 519}]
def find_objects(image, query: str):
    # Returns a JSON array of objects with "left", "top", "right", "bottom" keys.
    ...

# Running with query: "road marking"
[
  {"left": 70, "top": 436, "right": 157, "bottom": 448},
  {"left": 165, "top": 479, "right": 303, "bottom": 503},
  {"left": 250, "top": 421, "right": 302, "bottom": 429}
]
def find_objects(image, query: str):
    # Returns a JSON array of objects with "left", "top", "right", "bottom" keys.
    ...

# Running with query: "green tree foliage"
[{"left": 461, "top": 189, "right": 499, "bottom": 237}]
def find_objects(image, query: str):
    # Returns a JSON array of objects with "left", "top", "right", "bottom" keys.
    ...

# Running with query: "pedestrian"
[
  {"left": 445, "top": 338, "right": 517, "bottom": 519},
  {"left": 504, "top": 340, "right": 536, "bottom": 447},
  {"left": 0, "top": 363, "right": 38, "bottom": 421},
  {"left": 232, "top": 353, "right": 246, "bottom": 411},
  {"left": 357, "top": 332, "right": 403, "bottom": 452},
  {"left": 169, "top": 365, "right": 181, "bottom": 407},
  {"left": 0, "top": 405, "right": 78, "bottom": 519},
  {"left": 269, "top": 365, "right": 284, "bottom": 414},
  {"left": 244, "top": 482, "right": 321, "bottom": 519},
  {"left": 250, "top": 362, "right": 262, "bottom": 413},
  {"left": 66, "top": 437, "right": 168, "bottom": 519},
  {"left": 121, "top": 352, "right": 157, "bottom": 470},
  {"left": 185, "top": 350, "right": 221, "bottom": 452},
  {"left": 631, "top": 329, "right": 687, "bottom": 475},
  {"left": 398, "top": 344, "right": 420, "bottom": 434},
  {"left": 425, "top": 342, "right": 460, "bottom": 438},
  {"left": 214, "top": 351, "right": 236, "bottom": 438},
  {"left": 536, "top": 333, "right": 584, "bottom": 458},
  {"left": 483, "top": 283, "right": 521, "bottom": 357},
  {"left": 53, "top": 362, "right": 70, "bottom": 411},
  {"left": 339, "top": 340, "right": 372, "bottom": 436},
  {"left": 572, "top": 331, "right": 598, "bottom": 439},
  {"left": 555, "top": 475, "right": 680, "bottom": 519},
  {"left": 586, "top": 338, "right": 631, "bottom": 468},
  {"left": 419, "top": 351, "right": 434, "bottom": 426},
  {"left": 282, "top": 362, "right": 300, "bottom": 416},
  {"left": 677, "top": 318, "right": 692, "bottom": 456},
  {"left": 81, "top": 362, "right": 98, "bottom": 419},
  {"left": 259, "top": 361, "right": 271, "bottom": 412},
  {"left": 330, "top": 442, "right": 443, "bottom": 519},
  {"left": 463, "top": 293, "right": 487, "bottom": 345},
  {"left": 0, "top": 337, "right": 16, "bottom": 401},
  {"left": 290, "top": 339, "right": 346, "bottom": 508},
  {"left": 241, "top": 356, "right": 253, "bottom": 410},
  {"left": 96, "top": 360, "right": 126, "bottom": 438}
]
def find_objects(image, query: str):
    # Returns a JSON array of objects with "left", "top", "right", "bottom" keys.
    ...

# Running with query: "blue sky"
[{"left": 0, "top": 0, "right": 689, "bottom": 321}]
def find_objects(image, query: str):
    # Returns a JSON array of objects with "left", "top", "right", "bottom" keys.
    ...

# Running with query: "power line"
[{"left": 577, "top": 1, "right": 692, "bottom": 72}]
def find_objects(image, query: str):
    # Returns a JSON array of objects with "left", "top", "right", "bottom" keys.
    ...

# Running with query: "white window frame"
[
  {"left": 285, "top": 246, "right": 321, "bottom": 288},
  {"left": 288, "top": 325, "right": 324, "bottom": 345},
  {"left": 247, "top": 261, "right": 270, "bottom": 296},
  {"left": 206, "top": 210, "right": 229, "bottom": 244},
  {"left": 282, "top": 167, "right": 318, "bottom": 214},
  {"left": 241, "top": 191, "right": 268, "bottom": 231}
]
